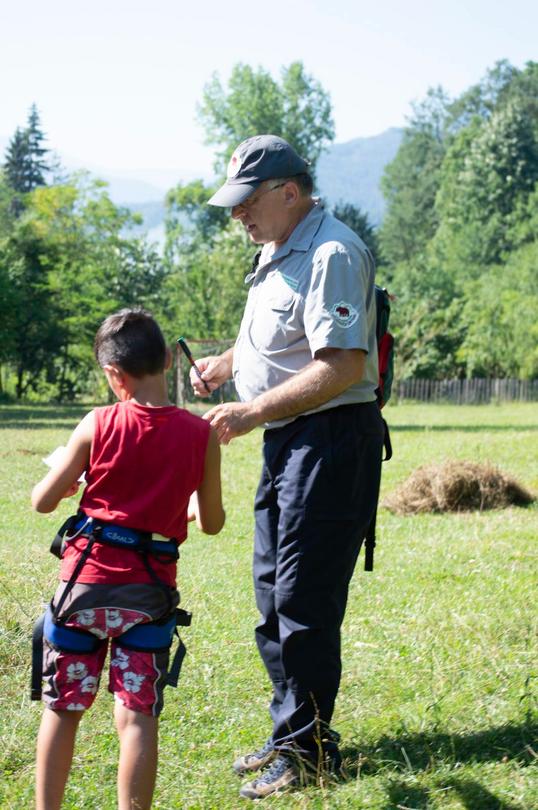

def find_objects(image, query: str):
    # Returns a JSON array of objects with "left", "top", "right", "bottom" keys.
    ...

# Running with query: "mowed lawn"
[{"left": 0, "top": 402, "right": 536, "bottom": 809}]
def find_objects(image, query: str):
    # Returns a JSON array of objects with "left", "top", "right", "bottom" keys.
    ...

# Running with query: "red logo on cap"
[{"left": 227, "top": 151, "right": 242, "bottom": 179}]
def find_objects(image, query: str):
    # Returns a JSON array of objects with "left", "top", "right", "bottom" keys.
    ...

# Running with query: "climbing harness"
[{"left": 31, "top": 512, "right": 191, "bottom": 700}]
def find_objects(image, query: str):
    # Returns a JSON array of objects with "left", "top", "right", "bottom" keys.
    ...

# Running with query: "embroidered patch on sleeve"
[{"left": 330, "top": 301, "right": 359, "bottom": 328}]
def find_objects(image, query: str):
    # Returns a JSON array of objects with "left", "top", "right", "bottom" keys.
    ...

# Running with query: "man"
[{"left": 190, "top": 135, "right": 384, "bottom": 800}]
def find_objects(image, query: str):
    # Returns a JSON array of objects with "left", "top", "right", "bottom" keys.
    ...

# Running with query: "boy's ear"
[
  {"left": 103, "top": 364, "right": 128, "bottom": 395},
  {"left": 164, "top": 347, "right": 172, "bottom": 371},
  {"left": 102, "top": 363, "right": 122, "bottom": 381}
]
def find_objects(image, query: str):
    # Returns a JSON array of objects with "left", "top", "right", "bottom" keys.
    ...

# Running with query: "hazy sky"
[{"left": 1, "top": 0, "right": 536, "bottom": 186}]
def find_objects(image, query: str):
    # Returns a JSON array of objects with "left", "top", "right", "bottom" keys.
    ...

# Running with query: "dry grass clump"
[{"left": 383, "top": 460, "right": 535, "bottom": 515}]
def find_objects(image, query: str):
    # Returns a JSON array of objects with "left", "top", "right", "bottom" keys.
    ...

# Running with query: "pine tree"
[{"left": 4, "top": 104, "right": 49, "bottom": 196}]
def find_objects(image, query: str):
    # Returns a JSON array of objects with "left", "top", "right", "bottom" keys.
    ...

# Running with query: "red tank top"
[{"left": 60, "top": 400, "right": 210, "bottom": 586}]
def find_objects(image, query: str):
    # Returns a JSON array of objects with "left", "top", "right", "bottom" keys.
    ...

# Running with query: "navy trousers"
[{"left": 253, "top": 402, "right": 384, "bottom": 758}]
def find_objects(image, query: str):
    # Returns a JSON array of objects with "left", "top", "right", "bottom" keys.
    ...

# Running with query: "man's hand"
[
  {"left": 203, "top": 402, "right": 260, "bottom": 445},
  {"left": 189, "top": 352, "right": 233, "bottom": 398}
]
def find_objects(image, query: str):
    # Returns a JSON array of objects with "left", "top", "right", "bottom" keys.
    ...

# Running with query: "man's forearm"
[
  {"left": 220, "top": 346, "right": 234, "bottom": 379},
  {"left": 249, "top": 349, "right": 365, "bottom": 425}
]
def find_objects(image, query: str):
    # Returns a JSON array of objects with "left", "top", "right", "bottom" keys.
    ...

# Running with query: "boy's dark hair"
[{"left": 94, "top": 308, "right": 167, "bottom": 378}]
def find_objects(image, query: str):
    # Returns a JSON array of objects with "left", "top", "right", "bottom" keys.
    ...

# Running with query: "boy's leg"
[
  {"left": 114, "top": 701, "right": 158, "bottom": 810},
  {"left": 36, "top": 707, "right": 83, "bottom": 810}
]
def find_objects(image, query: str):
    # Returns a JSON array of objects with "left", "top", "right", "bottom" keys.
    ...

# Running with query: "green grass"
[{"left": 0, "top": 402, "right": 536, "bottom": 809}]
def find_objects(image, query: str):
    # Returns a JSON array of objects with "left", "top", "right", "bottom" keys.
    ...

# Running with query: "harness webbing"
[
  {"left": 31, "top": 614, "right": 46, "bottom": 701},
  {"left": 362, "top": 418, "right": 392, "bottom": 572}
]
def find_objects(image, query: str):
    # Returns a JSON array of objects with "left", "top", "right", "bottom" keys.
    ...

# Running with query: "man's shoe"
[
  {"left": 232, "top": 738, "right": 275, "bottom": 776},
  {"left": 239, "top": 755, "right": 299, "bottom": 800}
]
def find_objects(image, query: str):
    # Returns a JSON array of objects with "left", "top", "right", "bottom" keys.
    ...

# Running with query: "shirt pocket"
[{"left": 249, "top": 290, "right": 299, "bottom": 353}]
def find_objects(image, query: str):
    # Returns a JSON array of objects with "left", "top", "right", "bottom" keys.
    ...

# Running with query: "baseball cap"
[{"left": 208, "top": 135, "right": 310, "bottom": 207}]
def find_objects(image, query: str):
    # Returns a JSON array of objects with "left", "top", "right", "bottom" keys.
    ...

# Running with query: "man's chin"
[{"left": 248, "top": 233, "right": 264, "bottom": 244}]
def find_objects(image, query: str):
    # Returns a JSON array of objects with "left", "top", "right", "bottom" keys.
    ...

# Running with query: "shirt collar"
[
  {"left": 271, "top": 199, "right": 325, "bottom": 261},
  {"left": 245, "top": 200, "right": 325, "bottom": 284}
]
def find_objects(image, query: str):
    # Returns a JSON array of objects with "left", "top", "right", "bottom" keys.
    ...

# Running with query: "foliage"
[
  {"left": 456, "top": 240, "right": 538, "bottom": 379},
  {"left": 197, "top": 61, "right": 334, "bottom": 178},
  {"left": 0, "top": 173, "right": 165, "bottom": 400},
  {"left": 3, "top": 104, "right": 49, "bottom": 213},
  {"left": 379, "top": 90, "right": 449, "bottom": 266},
  {"left": 162, "top": 219, "right": 252, "bottom": 341},
  {"left": 379, "top": 60, "right": 538, "bottom": 380}
]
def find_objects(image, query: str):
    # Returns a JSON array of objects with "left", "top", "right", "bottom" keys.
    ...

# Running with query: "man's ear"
[
  {"left": 283, "top": 181, "right": 300, "bottom": 207},
  {"left": 164, "top": 347, "right": 173, "bottom": 371}
]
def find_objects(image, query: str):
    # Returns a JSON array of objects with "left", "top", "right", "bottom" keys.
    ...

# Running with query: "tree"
[
  {"left": 434, "top": 97, "right": 538, "bottom": 278},
  {"left": 161, "top": 220, "right": 252, "bottom": 342},
  {"left": 2, "top": 175, "right": 165, "bottom": 400},
  {"left": 197, "top": 62, "right": 334, "bottom": 180},
  {"left": 379, "top": 88, "right": 450, "bottom": 267},
  {"left": 4, "top": 104, "right": 49, "bottom": 194}
]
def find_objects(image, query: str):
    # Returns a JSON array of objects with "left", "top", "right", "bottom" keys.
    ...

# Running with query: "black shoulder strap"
[
  {"left": 363, "top": 506, "right": 377, "bottom": 572},
  {"left": 382, "top": 418, "right": 392, "bottom": 462}
]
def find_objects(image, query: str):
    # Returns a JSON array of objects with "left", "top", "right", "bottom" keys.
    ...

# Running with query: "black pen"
[{"left": 177, "top": 337, "right": 211, "bottom": 394}]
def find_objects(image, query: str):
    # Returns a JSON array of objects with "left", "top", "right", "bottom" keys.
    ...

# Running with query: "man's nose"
[{"left": 231, "top": 204, "right": 246, "bottom": 220}]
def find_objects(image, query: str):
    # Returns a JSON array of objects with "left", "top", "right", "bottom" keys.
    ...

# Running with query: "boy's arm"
[
  {"left": 31, "top": 411, "right": 94, "bottom": 513},
  {"left": 190, "top": 427, "right": 225, "bottom": 534}
]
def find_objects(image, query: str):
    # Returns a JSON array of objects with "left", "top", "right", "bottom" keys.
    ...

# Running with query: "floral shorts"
[{"left": 42, "top": 582, "right": 179, "bottom": 717}]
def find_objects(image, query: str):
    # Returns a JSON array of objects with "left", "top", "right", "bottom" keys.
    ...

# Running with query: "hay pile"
[{"left": 383, "top": 461, "right": 535, "bottom": 515}]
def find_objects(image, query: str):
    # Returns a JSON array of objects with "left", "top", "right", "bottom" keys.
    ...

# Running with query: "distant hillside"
[
  {"left": 1, "top": 128, "right": 404, "bottom": 233},
  {"left": 316, "top": 128, "right": 403, "bottom": 226}
]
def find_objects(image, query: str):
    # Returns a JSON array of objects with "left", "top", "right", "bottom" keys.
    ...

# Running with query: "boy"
[{"left": 31, "top": 308, "right": 225, "bottom": 810}]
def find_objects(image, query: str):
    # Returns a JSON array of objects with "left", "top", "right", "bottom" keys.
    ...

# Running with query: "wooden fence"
[
  {"left": 173, "top": 341, "right": 537, "bottom": 406},
  {"left": 396, "top": 378, "right": 538, "bottom": 404}
]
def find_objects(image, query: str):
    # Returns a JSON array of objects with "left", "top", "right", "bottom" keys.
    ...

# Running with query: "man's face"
[{"left": 231, "top": 181, "right": 291, "bottom": 245}]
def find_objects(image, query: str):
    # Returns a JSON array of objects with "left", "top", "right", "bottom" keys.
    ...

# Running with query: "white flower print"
[
  {"left": 80, "top": 675, "right": 98, "bottom": 694},
  {"left": 67, "top": 662, "right": 88, "bottom": 682},
  {"left": 111, "top": 649, "right": 130, "bottom": 670},
  {"left": 122, "top": 671, "right": 145, "bottom": 693},
  {"left": 89, "top": 627, "right": 108, "bottom": 640},
  {"left": 66, "top": 703, "right": 86, "bottom": 710}
]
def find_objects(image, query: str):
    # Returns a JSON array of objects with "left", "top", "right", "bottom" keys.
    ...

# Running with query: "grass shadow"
[
  {"left": 336, "top": 722, "right": 536, "bottom": 809},
  {"left": 0, "top": 405, "right": 94, "bottom": 430},
  {"left": 381, "top": 776, "right": 522, "bottom": 810},
  {"left": 383, "top": 779, "right": 432, "bottom": 809},
  {"left": 389, "top": 424, "right": 538, "bottom": 433},
  {"left": 340, "top": 721, "right": 536, "bottom": 778}
]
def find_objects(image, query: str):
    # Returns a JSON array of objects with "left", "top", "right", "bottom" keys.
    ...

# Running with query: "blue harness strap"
[
  {"left": 74, "top": 517, "right": 179, "bottom": 558},
  {"left": 31, "top": 606, "right": 192, "bottom": 701}
]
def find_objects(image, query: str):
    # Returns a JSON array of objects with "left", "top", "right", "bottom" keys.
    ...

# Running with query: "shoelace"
[{"left": 258, "top": 756, "right": 292, "bottom": 784}]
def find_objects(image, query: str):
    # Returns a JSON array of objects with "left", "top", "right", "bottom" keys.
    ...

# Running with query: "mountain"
[
  {"left": 316, "top": 128, "right": 403, "bottom": 226},
  {"left": 1, "top": 128, "right": 404, "bottom": 234}
]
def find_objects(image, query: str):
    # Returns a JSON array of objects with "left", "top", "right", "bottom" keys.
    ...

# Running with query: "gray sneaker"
[
  {"left": 239, "top": 755, "right": 299, "bottom": 799},
  {"left": 232, "top": 739, "right": 275, "bottom": 775}
]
